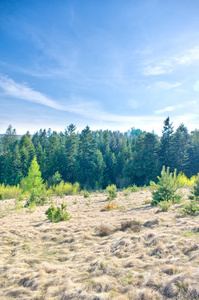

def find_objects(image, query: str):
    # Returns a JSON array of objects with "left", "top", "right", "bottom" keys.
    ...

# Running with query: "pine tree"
[
  {"left": 24, "top": 157, "right": 44, "bottom": 192},
  {"left": 19, "top": 134, "right": 35, "bottom": 177},
  {"left": 77, "top": 126, "right": 97, "bottom": 188},
  {"left": 2, "top": 125, "right": 18, "bottom": 152},
  {"left": 159, "top": 117, "right": 174, "bottom": 169},
  {"left": 63, "top": 124, "right": 78, "bottom": 182},
  {"left": 170, "top": 124, "right": 189, "bottom": 174},
  {"left": 128, "top": 132, "right": 160, "bottom": 186}
]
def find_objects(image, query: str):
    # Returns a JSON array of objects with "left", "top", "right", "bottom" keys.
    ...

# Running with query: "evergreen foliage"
[
  {"left": 106, "top": 184, "right": 117, "bottom": 200},
  {"left": 45, "top": 204, "right": 71, "bottom": 222},
  {"left": 150, "top": 166, "right": 182, "bottom": 206},
  {"left": 189, "top": 174, "right": 199, "bottom": 200},
  {"left": 1, "top": 118, "right": 199, "bottom": 190},
  {"left": 25, "top": 187, "right": 50, "bottom": 207},
  {"left": 23, "top": 157, "right": 44, "bottom": 192}
]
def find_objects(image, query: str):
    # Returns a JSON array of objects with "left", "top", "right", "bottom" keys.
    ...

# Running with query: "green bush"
[
  {"left": 53, "top": 181, "right": 80, "bottom": 196},
  {"left": 49, "top": 171, "right": 62, "bottom": 186},
  {"left": 176, "top": 172, "right": 196, "bottom": 188},
  {"left": 25, "top": 188, "right": 51, "bottom": 207},
  {"left": 180, "top": 201, "right": 199, "bottom": 216},
  {"left": 130, "top": 184, "right": 140, "bottom": 192},
  {"left": 189, "top": 174, "right": 199, "bottom": 201},
  {"left": 123, "top": 184, "right": 140, "bottom": 195},
  {"left": 0, "top": 184, "right": 22, "bottom": 200},
  {"left": 158, "top": 200, "right": 172, "bottom": 212},
  {"left": 45, "top": 204, "right": 71, "bottom": 222},
  {"left": 106, "top": 184, "right": 117, "bottom": 200},
  {"left": 83, "top": 190, "right": 89, "bottom": 198},
  {"left": 150, "top": 166, "right": 182, "bottom": 206}
]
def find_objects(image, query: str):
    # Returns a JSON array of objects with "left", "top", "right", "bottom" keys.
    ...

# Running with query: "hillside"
[{"left": 1, "top": 189, "right": 199, "bottom": 299}]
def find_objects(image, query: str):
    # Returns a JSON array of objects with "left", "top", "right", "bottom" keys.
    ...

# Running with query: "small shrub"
[
  {"left": 45, "top": 204, "right": 71, "bottom": 222},
  {"left": 97, "top": 225, "right": 112, "bottom": 236},
  {"left": 176, "top": 172, "right": 196, "bottom": 188},
  {"left": 86, "top": 198, "right": 92, "bottom": 206},
  {"left": 180, "top": 201, "right": 199, "bottom": 216},
  {"left": 123, "top": 184, "right": 140, "bottom": 195},
  {"left": 106, "top": 184, "right": 117, "bottom": 200},
  {"left": 49, "top": 171, "right": 62, "bottom": 186},
  {"left": 121, "top": 220, "right": 141, "bottom": 232},
  {"left": 0, "top": 184, "right": 22, "bottom": 200},
  {"left": 158, "top": 200, "right": 172, "bottom": 212},
  {"left": 73, "top": 182, "right": 80, "bottom": 194},
  {"left": 150, "top": 166, "right": 182, "bottom": 206},
  {"left": 83, "top": 190, "right": 90, "bottom": 198},
  {"left": 101, "top": 202, "right": 117, "bottom": 211},
  {"left": 188, "top": 174, "right": 199, "bottom": 201},
  {"left": 25, "top": 188, "right": 51, "bottom": 207},
  {"left": 53, "top": 181, "right": 80, "bottom": 196},
  {"left": 131, "top": 184, "right": 140, "bottom": 192},
  {"left": 123, "top": 188, "right": 130, "bottom": 196}
]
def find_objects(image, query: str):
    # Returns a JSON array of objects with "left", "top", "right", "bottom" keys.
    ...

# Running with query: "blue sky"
[{"left": 1, "top": 0, "right": 199, "bottom": 135}]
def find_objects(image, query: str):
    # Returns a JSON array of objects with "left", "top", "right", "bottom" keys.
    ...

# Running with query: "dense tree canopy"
[{"left": 0, "top": 119, "right": 199, "bottom": 189}]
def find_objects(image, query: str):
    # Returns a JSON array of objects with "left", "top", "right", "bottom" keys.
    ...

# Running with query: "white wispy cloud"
[
  {"left": 0, "top": 75, "right": 63, "bottom": 110},
  {"left": 154, "top": 100, "right": 198, "bottom": 115},
  {"left": 155, "top": 81, "right": 182, "bottom": 89},
  {"left": 143, "top": 66, "right": 168, "bottom": 76},
  {"left": 143, "top": 46, "right": 199, "bottom": 76},
  {"left": 154, "top": 105, "right": 182, "bottom": 115},
  {"left": 174, "top": 47, "right": 199, "bottom": 65},
  {"left": 0, "top": 74, "right": 164, "bottom": 129}
]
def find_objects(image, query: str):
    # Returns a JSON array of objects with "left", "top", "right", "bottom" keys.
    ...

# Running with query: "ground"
[{"left": 0, "top": 189, "right": 199, "bottom": 300}]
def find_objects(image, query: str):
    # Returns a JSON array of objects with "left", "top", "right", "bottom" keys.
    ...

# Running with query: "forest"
[{"left": 0, "top": 117, "right": 199, "bottom": 189}]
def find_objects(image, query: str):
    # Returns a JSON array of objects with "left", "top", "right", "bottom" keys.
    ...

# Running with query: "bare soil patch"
[{"left": 1, "top": 189, "right": 199, "bottom": 299}]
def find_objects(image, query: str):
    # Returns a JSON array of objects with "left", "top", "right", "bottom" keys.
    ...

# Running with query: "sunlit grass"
[
  {"left": 176, "top": 172, "right": 197, "bottom": 188},
  {"left": 0, "top": 183, "right": 22, "bottom": 200}
]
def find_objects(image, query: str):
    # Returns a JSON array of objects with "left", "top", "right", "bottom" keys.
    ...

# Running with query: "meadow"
[{"left": 1, "top": 187, "right": 199, "bottom": 300}]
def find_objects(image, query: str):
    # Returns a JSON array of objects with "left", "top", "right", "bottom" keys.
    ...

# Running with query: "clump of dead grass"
[
  {"left": 96, "top": 225, "right": 112, "bottom": 236},
  {"left": 120, "top": 219, "right": 141, "bottom": 232}
]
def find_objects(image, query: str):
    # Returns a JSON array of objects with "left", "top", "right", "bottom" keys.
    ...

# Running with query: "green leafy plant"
[
  {"left": 25, "top": 188, "right": 51, "bottom": 207},
  {"left": 123, "top": 184, "right": 140, "bottom": 196},
  {"left": 189, "top": 174, "right": 199, "bottom": 201},
  {"left": 83, "top": 190, "right": 90, "bottom": 198},
  {"left": 50, "top": 171, "right": 62, "bottom": 186},
  {"left": 0, "top": 183, "right": 22, "bottom": 200},
  {"left": 53, "top": 181, "right": 80, "bottom": 196},
  {"left": 158, "top": 200, "right": 172, "bottom": 212},
  {"left": 45, "top": 204, "right": 71, "bottom": 222},
  {"left": 180, "top": 201, "right": 199, "bottom": 215},
  {"left": 176, "top": 172, "right": 196, "bottom": 188},
  {"left": 150, "top": 166, "right": 182, "bottom": 206},
  {"left": 106, "top": 184, "right": 117, "bottom": 200}
]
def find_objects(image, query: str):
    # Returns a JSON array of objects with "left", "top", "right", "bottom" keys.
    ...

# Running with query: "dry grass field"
[{"left": 1, "top": 189, "right": 199, "bottom": 300}]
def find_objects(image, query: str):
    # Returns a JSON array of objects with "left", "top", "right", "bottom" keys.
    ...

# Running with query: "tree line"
[{"left": 0, "top": 117, "right": 199, "bottom": 189}]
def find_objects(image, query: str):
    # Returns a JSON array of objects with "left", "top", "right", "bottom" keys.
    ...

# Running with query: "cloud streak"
[
  {"left": 155, "top": 81, "right": 182, "bottom": 89},
  {"left": 154, "top": 100, "right": 198, "bottom": 115},
  {"left": 143, "top": 46, "right": 199, "bottom": 76},
  {"left": 0, "top": 75, "right": 64, "bottom": 110},
  {"left": 0, "top": 75, "right": 164, "bottom": 126}
]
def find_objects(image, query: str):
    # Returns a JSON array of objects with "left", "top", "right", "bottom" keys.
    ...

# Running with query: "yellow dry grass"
[{"left": 0, "top": 189, "right": 199, "bottom": 299}]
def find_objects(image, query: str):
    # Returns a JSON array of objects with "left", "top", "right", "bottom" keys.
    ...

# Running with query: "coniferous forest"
[{"left": 0, "top": 117, "right": 199, "bottom": 189}]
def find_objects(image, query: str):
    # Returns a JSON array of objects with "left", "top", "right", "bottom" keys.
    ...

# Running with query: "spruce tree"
[
  {"left": 159, "top": 117, "right": 174, "bottom": 169},
  {"left": 24, "top": 157, "right": 44, "bottom": 192}
]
